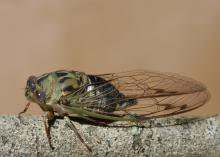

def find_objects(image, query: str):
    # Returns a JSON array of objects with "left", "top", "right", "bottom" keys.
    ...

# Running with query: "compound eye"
[
  {"left": 27, "top": 76, "right": 37, "bottom": 92},
  {"left": 29, "top": 82, "right": 36, "bottom": 91}
]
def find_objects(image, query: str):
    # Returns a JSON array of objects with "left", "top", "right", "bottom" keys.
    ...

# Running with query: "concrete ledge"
[{"left": 0, "top": 115, "right": 219, "bottom": 157}]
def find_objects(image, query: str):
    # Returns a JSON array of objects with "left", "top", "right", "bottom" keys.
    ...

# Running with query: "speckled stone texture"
[{"left": 0, "top": 115, "right": 219, "bottom": 157}]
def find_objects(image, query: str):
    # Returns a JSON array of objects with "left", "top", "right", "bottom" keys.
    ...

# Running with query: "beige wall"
[{"left": 0, "top": 1, "right": 219, "bottom": 116}]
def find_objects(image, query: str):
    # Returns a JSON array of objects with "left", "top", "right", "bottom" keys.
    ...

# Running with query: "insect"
[{"left": 19, "top": 69, "right": 210, "bottom": 152}]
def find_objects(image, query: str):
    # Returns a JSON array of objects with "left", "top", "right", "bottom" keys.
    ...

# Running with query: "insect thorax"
[{"left": 36, "top": 70, "right": 87, "bottom": 104}]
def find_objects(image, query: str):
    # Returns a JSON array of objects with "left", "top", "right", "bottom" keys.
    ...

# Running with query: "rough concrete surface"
[{"left": 0, "top": 115, "right": 219, "bottom": 157}]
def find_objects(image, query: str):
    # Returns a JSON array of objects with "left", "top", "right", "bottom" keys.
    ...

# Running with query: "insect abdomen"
[{"left": 86, "top": 75, "right": 137, "bottom": 112}]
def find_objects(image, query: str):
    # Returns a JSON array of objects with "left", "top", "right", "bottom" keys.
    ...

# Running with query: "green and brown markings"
[{"left": 20, "top": 69, "right": 210, "bottom": 152}]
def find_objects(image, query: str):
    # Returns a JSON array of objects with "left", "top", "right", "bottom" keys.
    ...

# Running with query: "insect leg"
[
  {"left": 43, "top": 111, "right": 55, "bottom": 149},
  {"left": 64, "top": 116, "right": 92, "bottom": 152},
  {"left": 18, "top": 102, "right": 31, "bottom": 115}
]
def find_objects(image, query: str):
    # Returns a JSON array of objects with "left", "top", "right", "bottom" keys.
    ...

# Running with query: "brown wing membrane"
[{"left": 78, "top": 70, "right": 210, "bottom": 119}]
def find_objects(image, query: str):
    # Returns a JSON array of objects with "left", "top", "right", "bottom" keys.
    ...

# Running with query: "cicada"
[{"left": 19, "top": 70, "right": 210, "bottom": 152}]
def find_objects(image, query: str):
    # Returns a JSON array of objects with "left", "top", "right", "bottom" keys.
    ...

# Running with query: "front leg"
[
  {"left": 18, "top": 102, "right": 31, "bottom": 116},
  {"left": 42, "top": 111, "right": 55, "bottom": 149},
  {"left": 18, "top": 102, "right": 31, "bottom": 123}
]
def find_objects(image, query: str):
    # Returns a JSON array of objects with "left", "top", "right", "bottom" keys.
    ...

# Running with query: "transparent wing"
[{"left": 67, "top": 70, "right": 210, "bottom": 119}]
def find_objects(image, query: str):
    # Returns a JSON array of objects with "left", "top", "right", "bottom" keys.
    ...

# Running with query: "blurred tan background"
[{"left": 0, "top": 0, "right": 219, "bottom": 116}]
